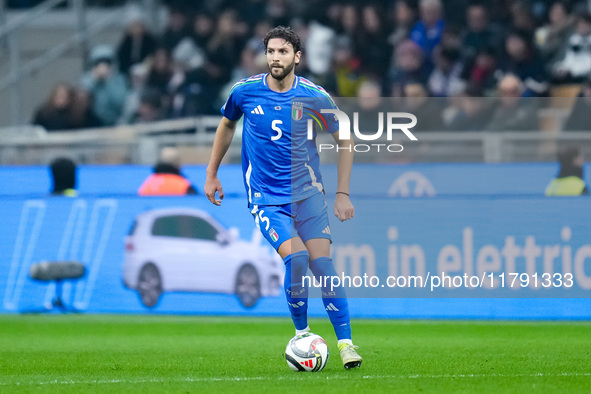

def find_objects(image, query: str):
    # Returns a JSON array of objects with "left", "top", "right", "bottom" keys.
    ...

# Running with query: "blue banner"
[{"left": 1, "top": 195, "right": 590, "bottom": 319}]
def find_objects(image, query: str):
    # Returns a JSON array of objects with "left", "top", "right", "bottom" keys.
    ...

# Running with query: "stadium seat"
[
  {"left": 538, "top": 84, "right": 583, "bottom": 132},
  {"left": 550, "top": 84, "right": 581, "bottom": 109}
]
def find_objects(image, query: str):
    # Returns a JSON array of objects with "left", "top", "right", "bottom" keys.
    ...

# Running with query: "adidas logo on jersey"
[
  {"left": 325, "top": 303, "right": 339, "bottom": 311},
  {"left": 251, "top": 105, "right": 264, "bottom": 115},
  {"left": 322, "top": 226, "right": 331, "bottom": 235}
]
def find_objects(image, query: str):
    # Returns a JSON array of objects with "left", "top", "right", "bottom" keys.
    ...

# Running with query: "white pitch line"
[
  {"left": 1, "top": 372, "right": 590, "bottom": 386},
  {"left": 362, "top": 373, "right": 591, "bottom": 379},
  {"left": 0, "top": 372, "right": 591, "bottom": 386}
]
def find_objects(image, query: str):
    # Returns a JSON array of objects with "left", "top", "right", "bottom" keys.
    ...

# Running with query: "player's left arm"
[{"left": 331, "top": 131, "right": 354, "bottom": 222}]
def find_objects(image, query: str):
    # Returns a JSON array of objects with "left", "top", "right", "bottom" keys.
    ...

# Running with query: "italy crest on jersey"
[{"left": 292, "top": 102, "right": 304, "bottom": 121}]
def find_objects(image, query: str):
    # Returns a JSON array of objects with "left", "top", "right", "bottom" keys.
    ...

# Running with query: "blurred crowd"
[{"left": 31, "top": 0, "right": 591, "bottom": 132}]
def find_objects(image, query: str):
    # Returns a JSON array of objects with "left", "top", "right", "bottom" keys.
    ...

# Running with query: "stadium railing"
[
  {"left": 0, "top": 116, "right": 236, "bottom": 165},
  {"left": 1, "top": 115, "right": 591, "bottom": 165}
]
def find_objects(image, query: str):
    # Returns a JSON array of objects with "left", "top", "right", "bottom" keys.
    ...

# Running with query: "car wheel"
[
  {"left": 235, "top": 264, "right": 261, "bottom": 308},
  {"left": 137, "top": 263, "right": 162, "bottom": 307}
]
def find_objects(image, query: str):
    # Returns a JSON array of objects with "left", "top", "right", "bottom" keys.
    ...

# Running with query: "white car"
[{"left": 123, "top": 208, "right": 282, "bottom": 308}]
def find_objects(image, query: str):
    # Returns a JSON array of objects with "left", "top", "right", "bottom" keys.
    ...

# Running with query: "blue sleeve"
[
  {"left": 221, "top": 88, "right": 243, "bottom": 121},
  {"left": 323, "top": 94, "right": 339, "bottom": 134}
]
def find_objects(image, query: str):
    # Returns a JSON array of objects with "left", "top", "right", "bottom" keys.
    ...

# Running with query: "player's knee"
[
  {"left": 305, "top": 238, "right": 331, "bottom": 260},
  {"left": 278, "top": 237, "right": 307, "bottom": 259}
]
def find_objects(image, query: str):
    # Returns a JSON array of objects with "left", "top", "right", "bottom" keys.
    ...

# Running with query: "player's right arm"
[{"left": 205, "top": 116, "right": 238, "bottom": 206}]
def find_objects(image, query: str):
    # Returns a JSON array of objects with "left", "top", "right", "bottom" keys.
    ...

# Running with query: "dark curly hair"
[{"left": 263, "top": 26, "right": 302, "bottom": 54}]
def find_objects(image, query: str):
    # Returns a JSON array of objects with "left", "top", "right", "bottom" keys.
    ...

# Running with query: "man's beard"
[{"left": 269, "top": 60, "right": 295, "bottom": 81}]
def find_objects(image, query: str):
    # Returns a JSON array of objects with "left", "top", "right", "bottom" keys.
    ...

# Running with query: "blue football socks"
[
  {"left": 309, "top": 256, "right": 352, "bottom": 341},
  {"left": 283, "top": 250, "right": 311, "bottom": 331}
]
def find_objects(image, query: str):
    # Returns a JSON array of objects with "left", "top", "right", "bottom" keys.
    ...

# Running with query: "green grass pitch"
[{"left": 0, "top": 315, "right": 590, "bottom": 393}]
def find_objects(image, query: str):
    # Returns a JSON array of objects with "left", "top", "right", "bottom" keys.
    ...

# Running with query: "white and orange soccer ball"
[{"left": 285, "top": 333, "right": 329, "bottom": 372}]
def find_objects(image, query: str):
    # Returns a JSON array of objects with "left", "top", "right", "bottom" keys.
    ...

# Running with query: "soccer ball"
[{"left": 285, "top": 332, "right": 329, "bottom": 372}]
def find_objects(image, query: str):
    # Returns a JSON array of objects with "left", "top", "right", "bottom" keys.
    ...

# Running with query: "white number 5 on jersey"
[
  {"left": 271, "top": 120, "right": 282, "bottom": 141},
  {"left": 258, "top": 209, "right": 270, "bottom": 231}
]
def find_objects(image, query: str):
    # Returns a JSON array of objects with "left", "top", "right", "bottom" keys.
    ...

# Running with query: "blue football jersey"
[{"left": 221, "top": 73, "right": 338, "bottom": 206}]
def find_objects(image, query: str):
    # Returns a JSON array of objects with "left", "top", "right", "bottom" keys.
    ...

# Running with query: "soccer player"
[{"left": 204, "top": 26, "right": 362, "bottom": 369}]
